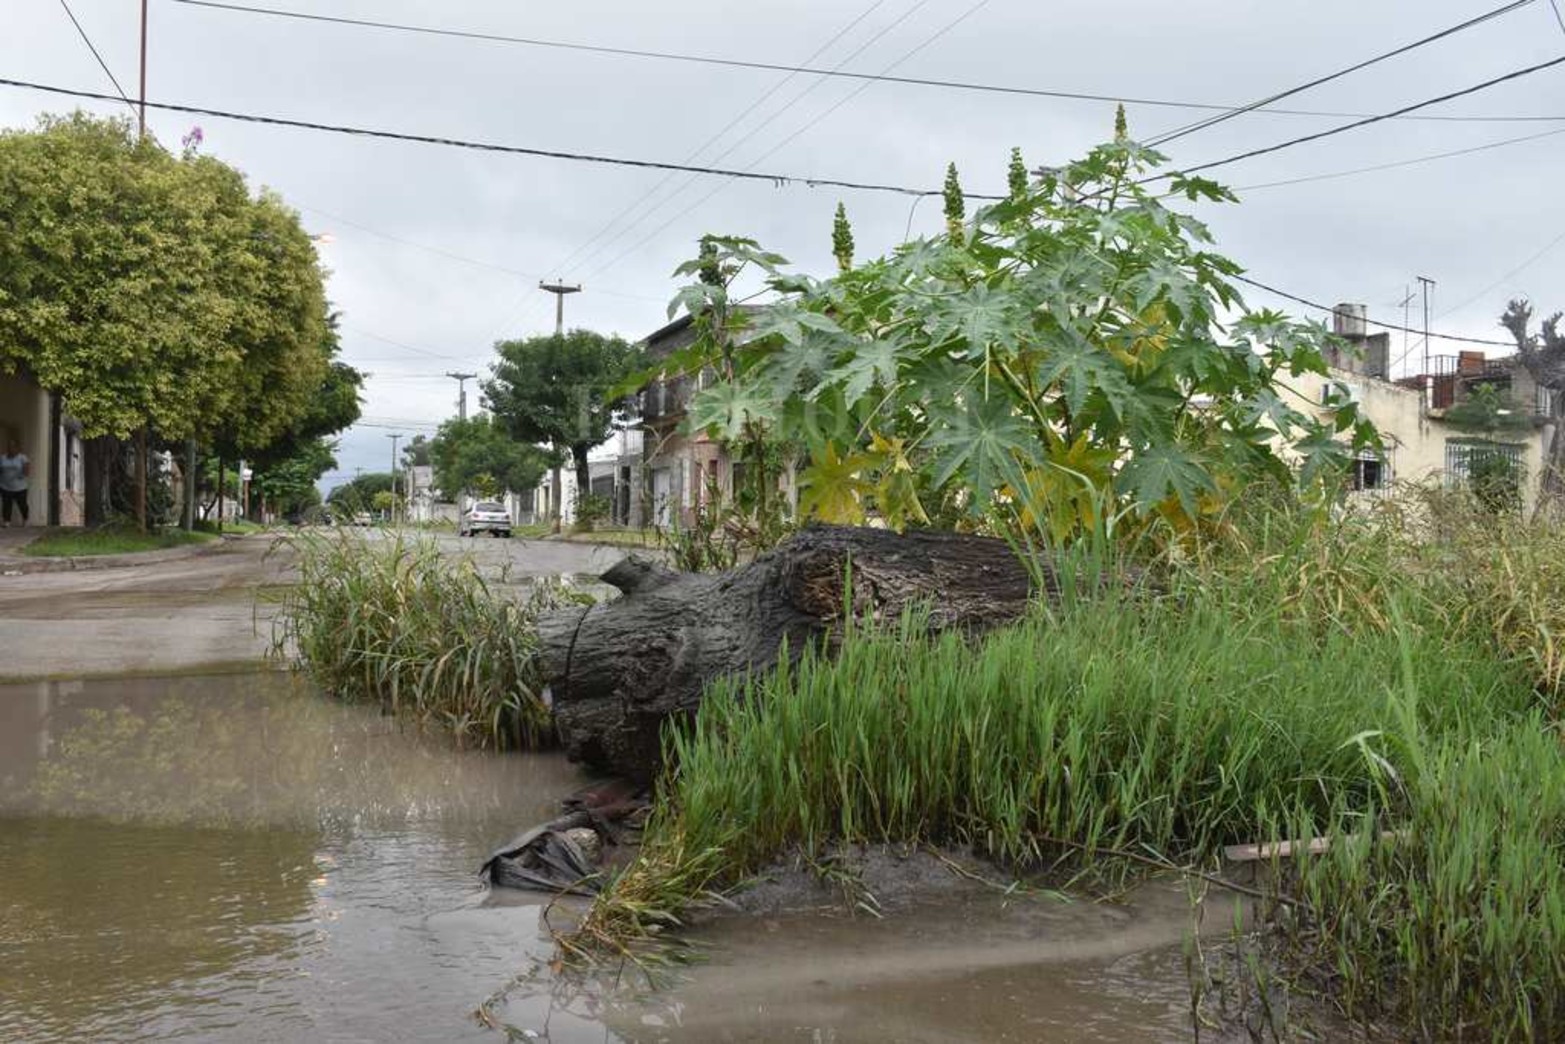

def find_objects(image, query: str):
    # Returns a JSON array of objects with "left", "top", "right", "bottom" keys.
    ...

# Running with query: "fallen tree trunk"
[{"left": 536, "top": 525, "right": 1048, "bottom": 781}]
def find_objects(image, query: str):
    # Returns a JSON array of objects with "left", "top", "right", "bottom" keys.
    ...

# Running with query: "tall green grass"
[
  {"left": 271, "top": 530, "right": 559, "bottom": 749},
  {"left": 579, "top": 489, "right": 1565, "bottom": 1038}
]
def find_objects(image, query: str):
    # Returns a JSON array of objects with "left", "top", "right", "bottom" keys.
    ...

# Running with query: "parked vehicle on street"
[{"left": 459, "top": 501, "right": 512, "bottom": 538}]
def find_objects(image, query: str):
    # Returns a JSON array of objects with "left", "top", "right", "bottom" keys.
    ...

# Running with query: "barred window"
[{"left": 1445, "top": 438, "right": 1524, "bottom": 484}]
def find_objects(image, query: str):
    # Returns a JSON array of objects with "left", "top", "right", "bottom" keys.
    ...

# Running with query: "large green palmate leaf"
[
  {"left": 926, "top": 393, "right": 1036, "bottom": 506},
  {"left": 1117, "top": 443, "right": 1215, "bottom": 517},
  {"left": 824, "top": 334, "right": 905, "bottom": 404},
  {"left": 926, "top": 283, "right": 1023, "bottom": 360},
  {"left": 687, "top": 379, "right": 778, "bottom": 442},
  {"left": 1033, "top": 329, "right": 1138, "bottom": 419}
]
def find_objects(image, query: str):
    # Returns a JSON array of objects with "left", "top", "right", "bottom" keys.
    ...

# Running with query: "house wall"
[
  {"left": 1287, "top": 366, "right": 1551, "bottom": 509},
  {"left": 0, "top": 373, "right": 52, "bottom": 526}
]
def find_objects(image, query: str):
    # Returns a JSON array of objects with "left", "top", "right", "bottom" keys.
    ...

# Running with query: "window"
[
  {"left": 1350, "top": 451, "right": 1388, "bottom": 491},
  {"left": 1445, "top": 439, "right": 1524, "bottom": 484}
]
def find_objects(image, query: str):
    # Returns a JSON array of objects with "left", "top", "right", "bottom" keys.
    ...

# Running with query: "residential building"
[
  {"left": 0, "top": 368, "right": 85, "bottom": 526},
  {"left": 404, "top": 464, "right": 458, "bottom": 525},
  {"left": 1285, "top": 303, "right": 1553, "bottom": 508},
  {"left": 637, "top": 313, "right": 787, "bottom": 528}
]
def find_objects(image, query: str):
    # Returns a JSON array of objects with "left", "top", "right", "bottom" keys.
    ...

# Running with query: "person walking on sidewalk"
[{"left": 0, "top": 435, "right": 31, "bottom": 527}]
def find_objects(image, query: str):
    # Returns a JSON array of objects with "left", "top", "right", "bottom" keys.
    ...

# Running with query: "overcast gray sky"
[{"left": 4, "top": 0, "right": 1563, "bottom": 488}]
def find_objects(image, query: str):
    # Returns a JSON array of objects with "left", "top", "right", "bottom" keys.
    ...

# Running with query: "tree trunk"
[
  {"left": 572, "top": 443, "right": 591, "bottom": 523},
  {"left": 536, "top": 524, "right": 1053, "bottom": 781}
]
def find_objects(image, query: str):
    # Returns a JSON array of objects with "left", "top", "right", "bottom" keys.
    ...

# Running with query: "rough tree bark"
[{"left": 535, "top": 524, "right": 1051, "bottom": 781}]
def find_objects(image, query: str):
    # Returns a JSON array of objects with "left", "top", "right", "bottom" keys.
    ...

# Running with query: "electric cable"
[
  {"left": 56, "top": 0, "right": 137, "bottom": 117},
  {"left": 486, "top": 0, "right": 914, "bottom": 342},
  {"left": 1230, "top": 125, "right": 1565, "bottom": 191},
  {"left": 544, "top": 0, "right": 897, "bottom": 280},
  {"left": 165, "top": 0, "right": 1565, "bottom": 125},
  {"left": 577, "top": 0, "right": 992, "bottom": 281},
  {"left": 1146, "top": 0, "right": 1538, "bottom": 147},
  {"left": 1167, "top": 54, "right": 1565, "bottom": 181},
  {"left": 1234, "top": 275, "right": 1515, "bottom": 347}
]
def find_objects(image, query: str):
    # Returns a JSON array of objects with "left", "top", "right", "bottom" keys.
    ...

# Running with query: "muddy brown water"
[{"left": 1, "top": 672, "right": 1231, "bottom": 1042}]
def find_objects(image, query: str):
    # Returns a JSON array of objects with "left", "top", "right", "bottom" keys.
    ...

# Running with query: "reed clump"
[
  {"left": 271, "top": 530, "right": 558, "bottom": 749},
  {"left": 579, "top": 487, "right": 1565, "bottom": 1039}
]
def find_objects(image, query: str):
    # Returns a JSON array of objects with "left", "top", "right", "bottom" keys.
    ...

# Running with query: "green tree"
[
  {"left": 429, "top": 415, "right": 547, "bottom": 501},
  {"left": 250, "top": 438, "right": 334, "bottom": 517},
  {"left": 1445, "top": 382, "right": 1530, "bottom": 513},
  {"left": 401, "top": 434, "right": 432, "bottom": 469},
  {"left": 327, "top": 472, "right": 393, "bottom": 515},
  {"left": 483, "top": 330, "right": 640, "bottom": 512},
  {"left": 665, "top": 124, "right": 1377, "bottom": 541},
  {"left": 0, "top": 114, "right": 328, "bottom": 443}
]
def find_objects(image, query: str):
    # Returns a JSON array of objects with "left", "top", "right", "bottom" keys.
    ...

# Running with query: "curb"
[{"left": 0, "top": 534, "right": 246, "bottom": 576}]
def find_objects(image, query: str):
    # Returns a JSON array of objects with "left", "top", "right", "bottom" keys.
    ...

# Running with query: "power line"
[
  {"left": 56, "top": 0, "right": 137, "bottom": 117},
  {"left": 345, "top": 326, "right": 484, "bottom": 362},
  {"left": 543, "top": 0, "right": 897, "bottom": 281},
  {"left": 1173, "top": 54, "right": 1565, "bottom": 180},
  {"left": 1234, "top": 275, "right": 1515, "bottom": 347},
  {"left": 580, "top": 0, "right": 993, "bottom": 281},
  {"left": 1550, "top": 0, "right": 1565, "bottom": 35},
  {"left": 8, "top": 58, "right": 1561, "bottom": 210},
  {"left": 1146, "top": 0, "right": 1538, "bottom": 147},
  {"left": 164, "top": 0, "right": 1565, "bottom": 125},
  {"left": 1436, "top": 228, "right": 1565, "bottom": 320},
  {"left": 0, "top": 77, "right": 976, "bottom": 199},
  {"left": 294, "top": 201, "right": 662, "bottom": 302},
  {"left": 561, "top": 0, "right": 950, "bottom": 283},
  {"left": 486, "top": 0, "right": 911, "bottom": 344},
  {"left": 1231, "top": 125, "right": 1565, "bottom": 192}
]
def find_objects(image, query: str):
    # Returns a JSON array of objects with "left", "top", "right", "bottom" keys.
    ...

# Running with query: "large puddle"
[{"left": 1, "top": 673, "right": 1239, "bottom": 1042}]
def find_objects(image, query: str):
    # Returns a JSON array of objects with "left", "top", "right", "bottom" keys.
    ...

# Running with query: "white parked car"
[{"left": 459, "top": 500, "right": 512, "bottom": 538}]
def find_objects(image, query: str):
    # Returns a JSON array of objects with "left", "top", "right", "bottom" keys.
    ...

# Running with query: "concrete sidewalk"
[{"left": 0, "top": 527, "right": 233, "bottom": 576}]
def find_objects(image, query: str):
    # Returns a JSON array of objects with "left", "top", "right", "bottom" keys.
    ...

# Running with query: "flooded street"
[
  {"left": 1, "top": 669, "right": 1242, "bottom": 1043},
  {"left": 0, "top": 541, "right": 1249, "bottom": 1042},
  {"left": 0, "top": 671, "right": 588, "bottom": 1043}
]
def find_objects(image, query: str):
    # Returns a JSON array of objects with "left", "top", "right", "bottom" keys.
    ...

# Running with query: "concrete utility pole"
[
  {"left": 539, "top": 280, "right": 582, "bottom": 529},
  {"left": 446, "top": 372, "right": 478, "bottom": 422},
  {"left": 539, "top": 280, "right": 582, "bottom": 337},
  {"left": 1417, "top": 275, "right": 1437, "bottom": 381},
  {"left": 387, "top": 433, "right": 402, "bottom": 524}
]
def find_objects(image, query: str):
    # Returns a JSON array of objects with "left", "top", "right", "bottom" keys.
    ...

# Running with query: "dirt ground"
[{"left": 0, "top": 531, "right": 628, "bottom": 681}]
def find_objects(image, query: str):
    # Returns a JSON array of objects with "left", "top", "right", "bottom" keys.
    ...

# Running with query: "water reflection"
[{"left": 0, "top": 672, "right": 587, "bottom": 1042}]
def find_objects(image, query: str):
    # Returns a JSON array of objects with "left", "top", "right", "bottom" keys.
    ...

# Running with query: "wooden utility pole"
[
  {"left": 135, "top": 0, "right": 150, "bottom": 529},
  {"left": 539, "top": 281, "right": 581, "bottom": 531},
  {"left": 387, "top": 433, "right": 403, "bottom": 525}
]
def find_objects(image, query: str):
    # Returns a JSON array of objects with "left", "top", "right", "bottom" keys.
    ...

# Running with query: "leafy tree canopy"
[
  {"left": 429, "top": 414, "right": 547, "bottom": 500},
  {"left": 659, "top": 117, "right": 1378, "bottom": 540},
  {"left": 483, "top": 328, "right": 640, "bottom": 499},
  {"left": 0, "top": 113, "right": 330, "bottom": 442},
  {"left": 250, "top": 437, "right": 334, "bottom": 516},
  {"left": 327, "top": 471, "right": 393, "bottom": 512},
  {"left": 401, "top": 433, "right": 432, "bottom": 469}
]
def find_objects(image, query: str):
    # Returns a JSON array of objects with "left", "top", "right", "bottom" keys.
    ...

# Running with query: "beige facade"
[
  {"left": 1285, "top": 365, "right": 1552, "bottom": 510},
  {"left": 0, "top": 371, "right": 84, "bottom": 526}
]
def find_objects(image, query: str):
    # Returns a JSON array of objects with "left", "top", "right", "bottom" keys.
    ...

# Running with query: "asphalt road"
[{"left": 0, "top": 531, "right": 627, "bottom": 681}]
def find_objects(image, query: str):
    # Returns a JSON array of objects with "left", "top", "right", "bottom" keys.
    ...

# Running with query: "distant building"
[
  {"left": 0, "top": 368, "right": 85, "bottom": 526},
  {"left": 1284, "top": 302, "right": 1553, "bottom": 508}
]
